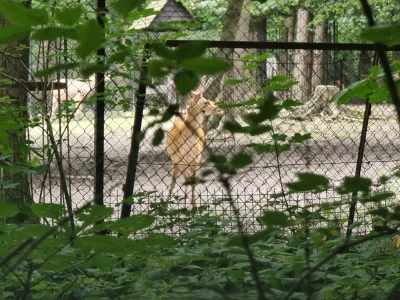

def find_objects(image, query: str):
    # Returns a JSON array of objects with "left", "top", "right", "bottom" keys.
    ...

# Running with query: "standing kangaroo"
[{"left": 166, "top": 77, "right": 222, "bottom": 206}]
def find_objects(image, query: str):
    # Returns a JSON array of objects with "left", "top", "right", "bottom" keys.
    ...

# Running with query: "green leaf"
[
  {"left": 247, "top": 143, "right": 290, "bottom": 155},
  {"left": 32, "top": 164, "right": 49, "bottom": 175},
  {"left": 112, "top": 0, "right": 146, "bottom": 19},
  {"left": 0, "top": 117, "right": 18, "bottom": 129},
  {"left": 245, "top": 95, "right": 279, "bottom": 124},
  {"left": 281, "top": 99, "right": 304, "bottom": 110},
  {"left": 14, "top": 224, "right": 52, "bottom": 240},
  {"left": 181, "top": 57, "right": 231, "bottom": 75},
  {"left": 80, "top": 64, "right": 107, "bottom": 78},
  {"left": 31, "top": 26, "right": 76, "bottom": 41},
  {"left": 245, "top": 124, "right": 273, "bottom": 135},
  {"left": 369, "top": 65, "right": 381, "bottom": 77},
  {"left": 34, "top": 63, "right": 80, "bottom": 78},
  {"left": 152, "top": 128, "right": 164, "bottom": 146},
  {"left": 262, "top": 76, "right": 299, "bottom": 91},
  {"left": 105, "top": 215, "right": 155, "bottom": 235},
  {"left": 225, "top": 78, "right": 248, "bottom": 85},
  {"left": 217, "top": 98, "right": 263, "bottom": 109},
  {"left": 148, "top": 59, "right": 172, "bottom": 78},
  {"left": 0, "top": 223, "right": 17, "bottom": 233},
  {"left": 76, "top": 205, "right": 113, "bottom": 224},
  {"left": 362, "top": 191, "right": 394, "bottom": 204},
  {"left": 120, "top": 191, "right": 156, "bottom": 206},
  {"left": 226, "top": 229, "right": 275, "bottom": 246},
  {"left": 255, "top": 52, "right": 272, "bottom": 62},
  {"left": 152, "top": 42, "right": 176, "bottom": 59},
  {"left": 230, "top": 152, "right": 252, "bottom": 169},
  {"left": 0, "top": 25, "right": 30, "bottom": 45},
  {"left": 175, "top": 41, "right": 208, "bottom": 60},
  {"left": 243, "top": 63, "right": 258, "bottom": 70},
  {"left": 55, "top": 6, "right": 83, "bottom": 26},
  {"left": 0, "top": 202, "right": 19, "bottom": 218},
  {"left": 332, "top": 79, "right": 376, "bottom": 104},
  {"left": 209, "top": 155, "right": 233, "bottom": 174},
  {"left": 337, "top": 177, "right": 372, "bottom": 194},
  {"left": 241, "top": 54, "right": 255, "bottom": 61},
  {"left": 160, "top": 104, "right": 179, "bottom": 122},
  {"left": 291, "top": 133, "right": 312, "bottom": 143},
  {"left": 272, "top": 134, "right": 287, "bottom": 142},
  {"left": 174, "top": 70, "right": 199, "bottom": 94},
  {"left": 31, "top": 203, "right": 64, "bottom": 220},
  {"left": 259, "top": 210, "right": 289, "bottom": 227},
  {"left": 209, "top": 155, "right": 227, "bottom": 164},
  {"left": 74, "top": 235, "right": 144, "bottom": 256},
  {"left": 369, "top": 84, "right": 390, "bottom": 103},
  {"left": 76, "top": 20, "right": 104, "bottom": 59},
  {"left": 286, "top": 173, "right": 329, "bottom": 193},
  {"left": 107, "top": 48, "right": 130, "bottom": 64},
  {"left": 0, "top": 2, "right": 49, "bottom": 27},
  {"left": 224, "top": 121, "right": 247, "bottom": 134},
  {"left": 143, "top": 233, "right": 176, "bottom": 248},
  {"left": 360, "top": 24, "right": 400, "bottom": 47}
]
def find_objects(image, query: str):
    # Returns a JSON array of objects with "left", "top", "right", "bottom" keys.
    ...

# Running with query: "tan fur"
[{"left": 166, "top": 77, "right": 221, "bottom": 207}]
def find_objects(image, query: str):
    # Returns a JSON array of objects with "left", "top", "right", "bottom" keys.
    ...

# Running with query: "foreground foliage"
[{"left": 1, "top": 0, "right": 400, "bottom": 299}]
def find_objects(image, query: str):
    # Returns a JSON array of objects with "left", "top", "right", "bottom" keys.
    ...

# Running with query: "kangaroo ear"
[{"left": 190, "top": 91, "right": 201, "bottom": 100}]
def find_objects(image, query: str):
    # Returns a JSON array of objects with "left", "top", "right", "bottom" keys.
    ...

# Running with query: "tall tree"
[
  {"left": 203, "top": 0, "right": 246, "bottom": 132},
  {"left": 292, "top": 9, "right": 313, "bottom": 102},
  {"left": 312, "top": 23, "right": 328, "bottom": 88},
  {"left": 250, "top": 0, "right": 267, "bottom": 94},
  {"left": 0, "top": 1, "right": 33, "bottom": 223},
  {"left": 278, "top": 15, "right": 296, "bottom": 78}
]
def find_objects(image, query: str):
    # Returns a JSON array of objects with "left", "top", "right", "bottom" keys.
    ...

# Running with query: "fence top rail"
[{"left": 163, "top": 40, "right": 400, "bottom": 51}]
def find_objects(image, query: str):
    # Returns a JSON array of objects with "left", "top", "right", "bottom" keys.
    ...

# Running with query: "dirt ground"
[{"left": 29, "top": 105, "right": 400, "bottom": 232}]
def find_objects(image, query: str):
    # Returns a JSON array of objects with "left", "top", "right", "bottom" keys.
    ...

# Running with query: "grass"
[{"left": 28, "top": 112, "right": 165, "bottom": 139}]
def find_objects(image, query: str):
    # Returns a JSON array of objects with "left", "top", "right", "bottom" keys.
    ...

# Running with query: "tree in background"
[
  {"left": 292, "top": 9, "right": 313, "bottom": 102},
  {"left": 0, "top": 0, "right": 33, "bottom": 223}
]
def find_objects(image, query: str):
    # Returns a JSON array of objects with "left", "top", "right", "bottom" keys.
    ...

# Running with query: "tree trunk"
[
  {"left": 0, "top": 1, "right": 33, "bottom": 223},
  {"left": 203, "top": 0, "right": 245, "bottom": 132},
  {"left": 278, "top": 15, "right": 296, "bottom": 77},
  {"left": 312, "top": 23, "right": 328, "bottom": 88},
  {"left": 250, "top": 7, "right": 267, "bottom": 94},
  {"left": 228, "top": 0, "right": 253, "bottom": 120},
  {"left": 293, "top": 10, "right": 313, "bottom": 102}
]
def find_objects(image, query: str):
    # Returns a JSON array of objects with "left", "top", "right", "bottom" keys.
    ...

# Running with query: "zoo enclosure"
[
  {"left": 27, "top": 38, "right": 400, "bottom": 235},
  {"left": 19, "top": 0, "right": 400, "bottom": 235}
]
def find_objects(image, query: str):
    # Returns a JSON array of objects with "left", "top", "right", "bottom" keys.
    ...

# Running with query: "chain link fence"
[{"left": 20, "top": 0, "right": 400, "bottom": 234}]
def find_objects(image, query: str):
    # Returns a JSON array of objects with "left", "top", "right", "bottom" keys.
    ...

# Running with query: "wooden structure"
[{"left": 130, "top": 0, "right": 195, "bottom": 31}]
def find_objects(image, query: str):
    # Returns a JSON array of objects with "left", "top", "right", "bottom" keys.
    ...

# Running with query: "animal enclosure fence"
[{"left": 28, "top": 40, "right": 400, "bottom": 235}]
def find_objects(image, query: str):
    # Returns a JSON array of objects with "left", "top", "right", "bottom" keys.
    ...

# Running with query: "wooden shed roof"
[{"left": 130, "top": 0, "right": 195, "bottom": 31}]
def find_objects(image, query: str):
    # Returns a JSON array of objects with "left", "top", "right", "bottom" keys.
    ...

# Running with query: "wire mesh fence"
[
  {"left": 0, "top": 0, "right": 395, "bottom": 235},
  {"left": 25, "top": 39, "right": 400, "bottom": 235}
]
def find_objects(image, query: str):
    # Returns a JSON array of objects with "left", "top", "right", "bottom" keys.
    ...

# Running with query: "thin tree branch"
[{"left": 44, "top": 114, "right": 75, "bottom": 235}]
